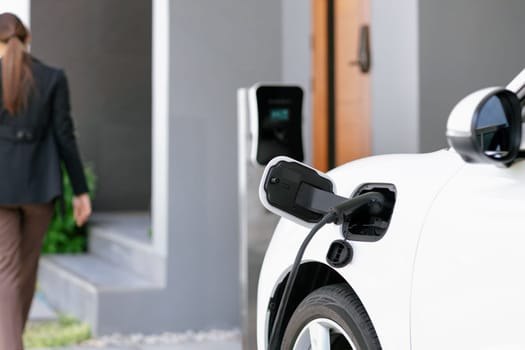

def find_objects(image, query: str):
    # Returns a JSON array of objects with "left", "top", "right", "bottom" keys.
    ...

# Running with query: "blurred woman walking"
[{"left": 0, "top": 13, "right": 91, "bottom": 349}]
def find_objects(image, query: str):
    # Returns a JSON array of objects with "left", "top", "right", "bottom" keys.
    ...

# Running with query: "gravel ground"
[{"left": 78, "top": 329, "right": 241, "bottom": 348}]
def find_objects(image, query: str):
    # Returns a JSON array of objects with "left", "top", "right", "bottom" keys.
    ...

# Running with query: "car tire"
[{"left": 280, "top": 284, "right": 381, "bottom": 350}]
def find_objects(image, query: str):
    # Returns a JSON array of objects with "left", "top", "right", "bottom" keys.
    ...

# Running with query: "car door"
[{"left": 411, "top": 158, "right": 525, "bottom": 349}]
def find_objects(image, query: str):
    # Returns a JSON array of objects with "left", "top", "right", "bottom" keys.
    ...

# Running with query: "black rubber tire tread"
[{"left": 281, "top": 283, "right": 381, "bottom": 350}]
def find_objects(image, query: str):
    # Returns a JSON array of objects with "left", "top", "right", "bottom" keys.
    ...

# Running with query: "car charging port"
[
  {"left": 342, "top": 183, "right": 397, "bottom": 242},
  {"left": 326, "top": 239, "right": 354, "bottom": 268}
]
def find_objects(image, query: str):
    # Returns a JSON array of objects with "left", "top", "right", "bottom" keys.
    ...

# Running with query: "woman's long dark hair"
[{"left": 0, "top": 13, "right": 33, "bottom": 115}]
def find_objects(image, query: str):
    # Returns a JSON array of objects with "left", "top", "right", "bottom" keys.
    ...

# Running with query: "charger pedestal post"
[
  {"left": 238, "top": 87, "right": 279, "bottom": 350},
  {"left": 237, "top": 84, "right": 304, "bottom": 350}
]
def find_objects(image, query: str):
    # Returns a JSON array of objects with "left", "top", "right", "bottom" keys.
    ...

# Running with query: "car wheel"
[{"left": 280, "top": 284, "right": 381, "bottom": 350}]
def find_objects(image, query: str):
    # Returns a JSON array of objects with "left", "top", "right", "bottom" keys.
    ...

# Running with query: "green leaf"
[{"left": 42, "top": 165, "right": 96, "bottom": 255}]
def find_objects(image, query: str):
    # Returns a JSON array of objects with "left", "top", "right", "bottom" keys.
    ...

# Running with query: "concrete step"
[
  {"left": 88, "top": 212, "right": 165, "bottom": 284},
  {"left": 29, "top": 291, "right": 58, "bottom": 323},
  {"left": 90, "top": 212, "right": 152, "bottom": 244},
  {"left": 38, "top": 254, "right": 163, "bottom": 334}
]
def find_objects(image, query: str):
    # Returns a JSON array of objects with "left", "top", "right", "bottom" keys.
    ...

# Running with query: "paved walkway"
[
  {"left": 35, "top": 341, "right": 241, "bottom": 350},
  {"left": 29, "top": 294, "right": 242, "bottom": 350}
]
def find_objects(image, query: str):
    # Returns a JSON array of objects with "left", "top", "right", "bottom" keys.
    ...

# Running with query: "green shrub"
[
  {"left": 23, "top": 315, "right": 91, "bottom": 348},
  {"left": 41, "top": 166, "right": 96, "bottom": 254}
]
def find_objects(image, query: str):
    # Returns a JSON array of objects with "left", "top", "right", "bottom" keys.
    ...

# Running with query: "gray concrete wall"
[
  {"left": 31, "top": 0, "right": 152, "bottom": 211},
  {"left": 419, "top": 0, "right": 525, "bottom": 152},
  {"left": 167, "top": 0, "right": 282, "bottom": 330},
  {"left": 282, "top": 0, "right": 312, "bottom": 163},
  {"left": 370, "top": 0, "right": 420, "bottom": 154}
]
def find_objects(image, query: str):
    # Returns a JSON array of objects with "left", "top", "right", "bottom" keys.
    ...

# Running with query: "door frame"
[
  {"left": 312, "top": 0, "right": 331, "bottom": 171},
  {"left": 312, "top": 0, "right": 371, "bottom": 171},
  {"left": 151, "top": 0, "right": 170, "bottom": 257},
  {"left": 24, "top": 0, "right": 168, "bottom": 256}
]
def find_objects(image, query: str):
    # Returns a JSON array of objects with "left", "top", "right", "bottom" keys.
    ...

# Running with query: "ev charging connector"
[{"left": 261, "top": 158, "right": 385, "bottom": 350}]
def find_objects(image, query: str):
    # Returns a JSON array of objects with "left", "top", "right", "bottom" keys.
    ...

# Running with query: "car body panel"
[
  {"left": 412, "top": 159, "right": 525, "bottom": 349},
  {"left": 257, "top": 149, "right": 465, "bottom": 349}
]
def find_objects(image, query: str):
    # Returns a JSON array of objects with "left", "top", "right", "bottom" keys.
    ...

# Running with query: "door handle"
[{"left": 349, "top": 25, "right": 371, "bottom": 73}]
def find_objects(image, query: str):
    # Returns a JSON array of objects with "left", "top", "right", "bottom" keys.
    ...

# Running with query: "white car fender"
[
  {"left": 257, "top": 149, "right": 465, "bottom": 350},
  {"left": 411, "top": 159, "right": 525, "bottom": 349}
]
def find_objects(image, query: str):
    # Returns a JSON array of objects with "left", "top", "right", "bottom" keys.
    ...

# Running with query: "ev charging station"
[{"left": 237, "top": 84, "right": 304, "bottom": 349}]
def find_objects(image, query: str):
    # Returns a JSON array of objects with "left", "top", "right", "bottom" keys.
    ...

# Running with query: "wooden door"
[{"left": 312, "top": 0, "right": 371, "bottom": 171}]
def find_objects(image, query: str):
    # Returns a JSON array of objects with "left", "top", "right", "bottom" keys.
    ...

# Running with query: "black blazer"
[{"left": 0, "top": 57, "right": 88, "bottom": 205}]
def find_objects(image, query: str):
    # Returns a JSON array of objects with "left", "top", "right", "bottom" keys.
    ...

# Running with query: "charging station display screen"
[
  {"left": 256, "top": 86, "right": 303, "bottom": 164},
  {"left": 270, "top": 108, "right": 290, "bottom": 121}
]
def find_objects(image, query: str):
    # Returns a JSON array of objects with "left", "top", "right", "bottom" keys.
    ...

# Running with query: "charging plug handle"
[
  {"left": 330, "top": 191, "right": 385, "bottom": 224},
  {"left": 296, "top": 183, "right": 385, "bottom": 223}
]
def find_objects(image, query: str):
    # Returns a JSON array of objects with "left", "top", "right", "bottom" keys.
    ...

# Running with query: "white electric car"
[{"left": 257, "top": 68, "right": 525, "bottom": 350}]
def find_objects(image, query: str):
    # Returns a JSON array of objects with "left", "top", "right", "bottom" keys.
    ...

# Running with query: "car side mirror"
[
  {"left": 259, "top": 157, "right": 337, "bottom": 227},
  {"left": 446, "top": 88, "right": 522, "bottom": 165}
]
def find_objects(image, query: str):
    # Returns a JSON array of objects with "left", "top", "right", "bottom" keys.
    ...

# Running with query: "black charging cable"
[
  {"left": 267, "top": 211, "right": 337, "bottom": 350},
  {"left": 267, "top": 191, "right": 385, "bottom": 350}
]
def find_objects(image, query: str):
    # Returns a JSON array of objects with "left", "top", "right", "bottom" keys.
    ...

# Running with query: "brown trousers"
[{"left": 0, "top": 203, "right": 54, "bottom": 350}]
